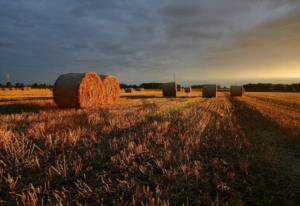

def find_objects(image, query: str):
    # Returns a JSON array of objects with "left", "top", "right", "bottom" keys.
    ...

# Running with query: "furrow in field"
[
  {"left": 245, "top": 94, "right": 300, "bottom": 112},
  {"left": 245, "top": 92, "right": 300, "bottom": 109},
  {"left": 0, "top": 97, "right": 206, "bottom": 205},
  {"left": 238, "top": 95, "right": 300, "bottom": 138},
  {"left": 230, "top": 95, "right": 300, "bottom": 204}
]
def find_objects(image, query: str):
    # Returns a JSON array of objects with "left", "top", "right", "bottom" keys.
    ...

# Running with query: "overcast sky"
[{"left": 0, "top": 0, "right": 300, "bottom": 85}]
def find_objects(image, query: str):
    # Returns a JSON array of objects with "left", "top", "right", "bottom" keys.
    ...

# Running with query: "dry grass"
[
  {"left": 0, "top": 89, "right": 299, "bottom": 205},
  {"left": 241, "top": 92, "right": 300, "bottom": 138},
  {"left": 0, "top": 89, "right": 52, "bottom": 100}
]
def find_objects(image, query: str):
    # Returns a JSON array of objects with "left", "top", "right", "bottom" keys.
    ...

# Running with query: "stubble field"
[{"left": 0, "top": 89, "right": 299, "bottom": 205}]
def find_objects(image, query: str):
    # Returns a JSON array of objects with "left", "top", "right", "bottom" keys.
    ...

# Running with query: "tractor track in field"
[
  {"left": 239, "top": 95, "right": 300, "bottom": 138},
  {"left": 231, "top": 95, "right": 300, "bottom": 205},
  {"left": 245, "top": 94, "right": 300, "bottom": 112}
]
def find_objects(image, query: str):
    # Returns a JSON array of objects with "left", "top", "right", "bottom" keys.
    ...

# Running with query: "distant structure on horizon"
[{"left": 5, "top": 73, "right": 10, "bottom": 84}]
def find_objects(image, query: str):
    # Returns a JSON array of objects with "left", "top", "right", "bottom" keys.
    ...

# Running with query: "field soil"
[{"left": 0, "top": 89, "right": 299, "bottom": 205}]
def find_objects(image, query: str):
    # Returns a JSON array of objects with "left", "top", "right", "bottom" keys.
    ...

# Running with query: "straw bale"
[
  {"left": 99, "top": 75, "right": 120, "bottom": 104},
  {"left": 163, "top": 82, "right": 177, "bottom": 97},
  {"left": 53, "top": 72, "right": 106, "bottom": 108},
  {"left": 230, "top": 85, "right": 244, "bottom": 97},
  {"left": 202, "top": 84, "right": 217, "bottom": 98}
]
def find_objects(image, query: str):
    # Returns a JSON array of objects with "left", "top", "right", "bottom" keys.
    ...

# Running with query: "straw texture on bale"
[
  {"left": 99, "top": 75, "right": 120, "bottom": 104},
  {"left": 163, "top": 82, "right": 177, "bottom": 97},
  {"left": 125, "top": 88, "right": 134, "bottom": 93},
  {"left": 184, "top": 87, "right": 192, "bottom": 93},
  {"left": 202, "top": 84, "right": 217, "bottom": 98},
  {"left": 230, "top": 86, "right": 244, "bottom": 97},
  {"left": 53, "top": 72, "right": 106, "bottom": 108}
]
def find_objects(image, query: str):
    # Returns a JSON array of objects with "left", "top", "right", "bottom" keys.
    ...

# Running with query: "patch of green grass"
[{"left": 146, "top": 102, "right": 194, "bottom": 122}]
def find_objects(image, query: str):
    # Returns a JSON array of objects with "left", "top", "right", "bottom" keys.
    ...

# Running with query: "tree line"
[
  {"left": 122, "top": 82, "right": 300, "bottom": 92},
  {"left": 0, "top": 82, "right": 52, "bottom": 89},
  {"left": 243, "top": 83, "right": 300, "bottom": 92},
  {"left": 1, "top": 81, "right": 299, "bottom": 92}
]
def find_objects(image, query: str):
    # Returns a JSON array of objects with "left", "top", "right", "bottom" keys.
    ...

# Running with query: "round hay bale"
[
  {"left": 163, "top": 82, "right": 177, "bottom": 97},
  {"left": 184, "top": 87, "right": 192, "bottom": 93},
  {"left": 202, "top": 84, "right": 217, "bottom": 98},
  {"left": 99, "top": 75, "right": 120, "bottom": 104},
  {"left": 125, "top": 88, "right": 134, "bottom": 93},
  {"left": 53, "top": 72, "right": 106, "bottom": 108},
  {"left": 230, "top": 85, "right": 244, "bottom": 97}
]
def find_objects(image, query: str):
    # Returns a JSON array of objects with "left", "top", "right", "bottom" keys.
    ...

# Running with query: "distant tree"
[
  {"left": 15, "top": 82, "right": 25, "bottom": 89},
  {"left": 244, "top": 83, "right": 300, "bottom": 92},
  {"left": 191, "top": 85, "right": 203, "bottom": 89},
  {"left": 28, "top": 83, "right": 53, "bottom": 89},
  {"left": 120, "top": 84, "right": 128, "bottom": 89},
  {"left": 6, "top": 82, "right": 12, "bottom": 87},
  {"left": 31, "top": 83, "right": 38, "bottom": 88},
  {"left": 139, "top": 83, "right": 164, "bottom": 89}
]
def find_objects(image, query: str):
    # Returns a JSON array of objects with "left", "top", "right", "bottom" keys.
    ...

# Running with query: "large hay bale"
[
  {"left": 230, "top": 85, "right": 244, "bottom": 97},
  {"left": 99, "top": 75, "right": 120, "bottom": 104},
  {"left": 202, "top": 84, "right": 217, "bottom": 98},
  {"left": 53, "top": 72, "right": 106, "bottom": 108},
  {"left": 125, "top": 88, "right": 134, "bottom": 93},
  {"left": 163, "top": 82, "right": 177, "bottom": 97},
  {"left": 184, "top": 87, "right": 192, "bottom": 93}
]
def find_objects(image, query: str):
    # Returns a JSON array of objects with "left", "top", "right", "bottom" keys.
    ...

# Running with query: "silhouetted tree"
[{"left": 6, "top": 82, "right": 12, "bottom": 87}]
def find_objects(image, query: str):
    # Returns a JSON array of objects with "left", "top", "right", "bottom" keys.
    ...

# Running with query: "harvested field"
[
  {"left": 0, "top": 89, "right": 299, "bottom": 205},
  {"left": 240, "top": 92, "right": 300, "bottom": 138}
]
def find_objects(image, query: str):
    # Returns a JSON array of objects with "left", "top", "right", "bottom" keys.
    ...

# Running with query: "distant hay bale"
[
  {"left": 99, "top": 75, "right": 120, "bottom": 104},
  {"left": 53, "top": 72, "right": 106, "bottom": 108},
  {"left": 230, "top": 85, "right": 244, "bottom": 97},
  {"left": 135, "top": 87, "right": 144, "bottom": 91},
  {"left": 163, "top": 82, "right": 177, "bottom": 97},
  {"left": 184, "top": 87, "right": 192, "bottom": 93},
  {"left": 125, "top": 88, "right": 134, "bottom": 93},
  {"left": 202, "top": 84, "right": 217, "bottom": 98}
]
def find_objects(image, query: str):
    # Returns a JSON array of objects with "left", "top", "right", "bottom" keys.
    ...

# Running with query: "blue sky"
[{"left": 0, "top": 0, "right": 300, "bottom": 85}]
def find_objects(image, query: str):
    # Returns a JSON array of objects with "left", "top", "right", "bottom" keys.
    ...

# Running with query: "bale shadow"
[
  {"left": 0, "top": 103, "right": 57, "bottom": 115},
  {"left": 177, "top": 96, "right": 200, "bottom": 99},
  {"left": 0, "top": 97, "right": 52, "bottom": 103},
  {"left": 229, "top": 97, "right": 300, "bottom": 205},
  {"left": 121, "top": 95, "right": 162, "bottom": 99}
]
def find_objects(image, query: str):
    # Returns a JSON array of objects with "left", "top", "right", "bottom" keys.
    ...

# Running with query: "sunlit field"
[{"left": 0, "top": 89, "right": 299, "bottom": 205}]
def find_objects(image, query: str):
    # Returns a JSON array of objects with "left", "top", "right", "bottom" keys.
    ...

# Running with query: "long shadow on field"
[
  {"left": 122, "top": 95, "right": 201, "bottom": 99},
  {"left": 121, "top": 95, "right": 162, "bottom": 99},
  {"left": 0, "top": 97, "right": 52, "bottom": 103},
  {"left": 230, "top": 97, "right": 300, "bottom": 205},
  {"left": 0, "top": 102, "right": 56, "bottom": 115}
]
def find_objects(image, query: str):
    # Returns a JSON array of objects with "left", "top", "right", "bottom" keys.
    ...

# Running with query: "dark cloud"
[
  {"left": 0, "top": 42, "right": 16, "bottom": 49},
  {"left": 0, "top": 0, "right": 299, "bottom": 84}
]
